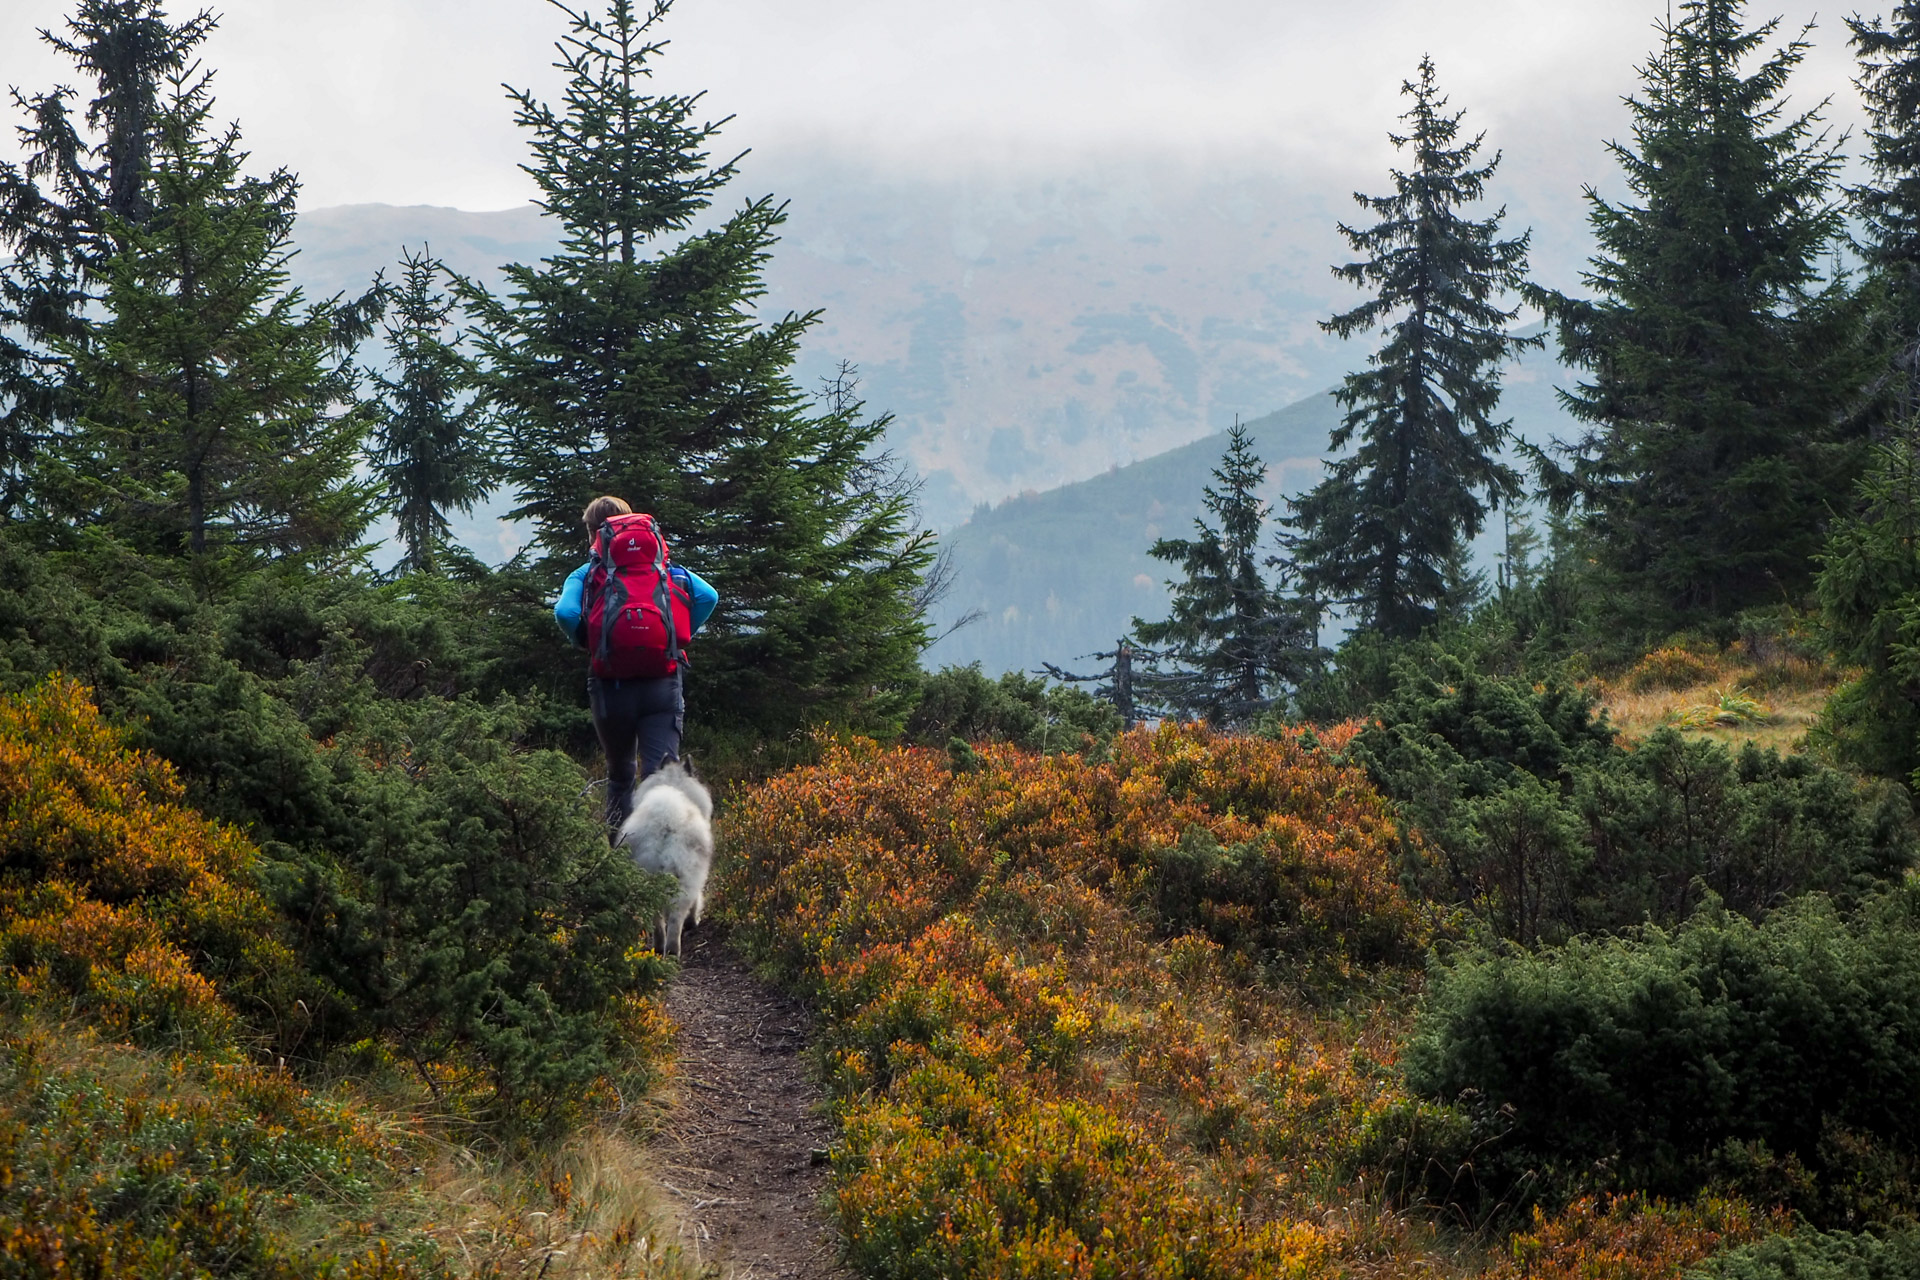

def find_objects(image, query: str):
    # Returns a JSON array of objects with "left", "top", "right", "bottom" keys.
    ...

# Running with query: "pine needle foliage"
[
  {"left": 1848, "top": 2, "right": 1920, "bottom": 436},
  {"left": 1132, "top": 422, "right": 1321, "bottom": 727},
  {"left": 1288, "top": 57, "right": 1538, "bottom": 641},
  {"left": 47, "top": 62, "right": 376, "bottom": 559},
  {"left": 367, "top": 247, "right": 495, "bottom": 576},
  {"left": 1852, "top": 4, "right": 1920, "bottom": 329},
  {"left": 1817, "top": 415, "right": 1920, "bottom": 780},
  {"left": 0, "top": 1, "right": 216, "bottom": 524},
  {"left": 1537, "top": 0, "right": 1864, "bottom": 634},
  {"left": 467, "top": 0, "right": 934, "bottom": 734}
]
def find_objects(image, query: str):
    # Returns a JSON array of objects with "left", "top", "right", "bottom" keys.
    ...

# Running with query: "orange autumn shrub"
[
  {"left": 840, "top": 1053, "right": 1336, "bottom": 1280},
  {"left": 725, "top": 721, "right": 1426, "bottom": 979},
  {"left": 1484, "top": 1195, "right": 1780, "bottom": 1280},
  {"left": 0, "top": 677, "right": 300, "bottom": 1045},
  {"left": 723, "top": 724, "right": 1435, "bottom": 1278}
]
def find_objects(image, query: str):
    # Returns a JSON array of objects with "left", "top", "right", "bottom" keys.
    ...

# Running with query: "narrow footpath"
[{"left": 653, "top": 932, "right": 845, "bottom": 1279}]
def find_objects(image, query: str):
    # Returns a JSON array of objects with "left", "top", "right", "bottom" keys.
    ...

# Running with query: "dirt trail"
[{"left": 653, "top": 932, "right": 845, "bottom": 1279}]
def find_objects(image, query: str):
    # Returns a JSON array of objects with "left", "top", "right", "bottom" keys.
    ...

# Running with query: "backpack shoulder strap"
[
  {"left": 648, "top": 520, "right": 680, "bottom": 668},
  {"left": 592, "top": 521, "right": 631, "bottom": 667}
]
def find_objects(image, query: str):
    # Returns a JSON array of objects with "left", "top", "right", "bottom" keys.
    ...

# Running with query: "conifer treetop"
[
  {"left": 509, "top": 0, "right": 740, "bottom": 262},
  {"left": 1288, "top": 55, "right": 1536, "bottom": 640},
  {"left": 1535, "top": 0, "right": 1859, "bottom": 629},
  {"left": 1134, "top": 421, "right": 1321, "bottom": 726}
]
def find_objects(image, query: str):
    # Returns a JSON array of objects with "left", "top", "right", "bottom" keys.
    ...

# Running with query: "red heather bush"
[
  {"left": 723, "top": 721, "right": 1424, "bottom": 982},
  {"left": 838, "top": 1055, "right": 1335, "bottom": 1280},
  {"left": 1484, "top": 1195, "right": 1779, "bottom": 1280}
]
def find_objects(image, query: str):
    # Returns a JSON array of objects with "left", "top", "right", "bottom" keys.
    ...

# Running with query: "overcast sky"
[{"left": 0, "top": 0, "right": 1877, "bottom": 213}]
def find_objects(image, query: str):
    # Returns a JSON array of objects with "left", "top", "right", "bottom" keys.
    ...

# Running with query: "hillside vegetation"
[
  {"left": 0, "top": 678, "right": 688, "bottom": 1278},
  {"left": 10, "top": 0, "right": 1920, "bottom": 1278},
  {"left": 715, "top": 725, "right": 1890, "bottom": 1279},
  {"left": 924, "top": 335, "right": 1575, "bottom": 675}
]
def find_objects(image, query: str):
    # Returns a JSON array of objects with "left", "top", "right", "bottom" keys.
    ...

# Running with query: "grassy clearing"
[{"left": 1593, "top": 638, "right": 1846, "bottom": 754}]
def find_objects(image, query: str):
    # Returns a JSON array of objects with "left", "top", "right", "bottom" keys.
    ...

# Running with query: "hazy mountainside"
[
  {"left": 924, "top": 335, "right": 1580, "bottom": 675},
  {"left": 288, "top": 161, "right": 1373, "bottom": 532},
  {"left": 288, "top": 172, "right": 1579, "bottom": 653}
]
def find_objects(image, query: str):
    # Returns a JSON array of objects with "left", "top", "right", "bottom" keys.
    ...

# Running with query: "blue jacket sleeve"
[
  {"left": 675, "top": 567, "right": 719, "bottom": 635},
  {"left": 553, "top": 563, "right": 591, "bottom": 646}
]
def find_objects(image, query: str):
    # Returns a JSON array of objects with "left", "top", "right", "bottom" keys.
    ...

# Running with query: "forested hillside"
[{"left": 7, "top": 0, "right": 1920, "bottom": 1278}]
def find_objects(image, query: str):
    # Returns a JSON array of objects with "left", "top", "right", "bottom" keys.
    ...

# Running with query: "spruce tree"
[
  {"left": 368, "top": 247, "right": 494, "bottom": 575},
  {"left": 1816, "top": 415, "right": 1920, "bottom": 780},
  {"left": 50, "top": 61, "right": 377, "bottom": 558},
  {"left": 0, "top": 1, "right": 215, "bottom": 523},
  {"left": 1853, "top": 6, "right": 1920, "bottom": 310},
  {"left": 1287, "top": 57, "right": 1538, "bottom": 640},
  {"left": 467, "top": 0, "right": 934, "bottom": 732},
  {"left": 1537, "top": 0, "right": 1862, "bottom": 632},
  {"left": 1132, "top": 422, "right": 1321, "bottom": 727},
  {"left": 1849, "top": 4, "right": 1920, "bottom": 418}
]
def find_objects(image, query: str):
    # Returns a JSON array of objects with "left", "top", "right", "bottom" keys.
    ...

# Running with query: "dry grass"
[
  {"left": 395, "top": 1122, "right": 700, "bottom": 1280},
  {"left": 1594, "top": 641, "right": 1846, "bottom": 754},
  {"left": 0, "top": 1007, "right": 702, "bottom": 1280}
]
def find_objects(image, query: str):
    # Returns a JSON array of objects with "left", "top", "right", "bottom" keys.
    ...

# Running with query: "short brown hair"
[{"left": 582, "top": 495, "right": 631, "bottom": 540}]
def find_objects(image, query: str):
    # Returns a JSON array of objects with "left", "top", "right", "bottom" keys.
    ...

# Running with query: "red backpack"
[{"left": 583, "top": 512, "right": 693, "bottom": 679}]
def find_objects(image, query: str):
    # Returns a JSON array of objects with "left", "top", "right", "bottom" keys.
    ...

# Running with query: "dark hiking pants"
[{"left": 588, "top": 670, "right": 684, "bottom": 836}]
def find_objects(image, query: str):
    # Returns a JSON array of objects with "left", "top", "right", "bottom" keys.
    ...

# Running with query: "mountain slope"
[
  {"left": 288, "top": 161, "right": 1366, "bottom": 531},
  {"left": 923, "top": 337, "right": 1579, "bottom": 674}
]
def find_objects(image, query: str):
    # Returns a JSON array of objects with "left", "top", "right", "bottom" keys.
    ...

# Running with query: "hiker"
[{"left": 553, "top": 496, "right": 719, "bottom": 834}]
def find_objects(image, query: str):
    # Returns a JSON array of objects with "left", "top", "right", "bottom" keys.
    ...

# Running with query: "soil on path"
[{"left": 653, "top": 932, "right": 845, "bottom": 1280}]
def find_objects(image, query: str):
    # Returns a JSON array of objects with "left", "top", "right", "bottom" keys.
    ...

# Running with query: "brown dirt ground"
[{"left": 652, "top": 931, "right": 846, "bottom": 1280}]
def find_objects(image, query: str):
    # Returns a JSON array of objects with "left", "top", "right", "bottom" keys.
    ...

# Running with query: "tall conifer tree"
[
  {"left": 468, "top": 0, "right": 933, "bottom": 732},
  {"left": 1537, "top": 0, "right": 1863, "bottom": 631},
  {"left": 1853, "top": 6, "right": 1920, "bottom": 296},
  {"left": 1816, "top": 415, "right": 1920, "bottom": 780},
  {"left": 0, "top": 0, "right": 215, "bottom": 522},
  {"left": 52, "top": 61, "right": 377, "bottom": 557},
  {"left": 1287, "top": 58, "right": 1537, "bottom": 640},
  {"left": 1133, "top": 422, "right": 1321, "bottom": 726},
  {"left": 369, "top": 248, "right": 494, "bottom": 575},
  {"left": 1849, "top": 4, "right": 1920, "bottom": 416}
]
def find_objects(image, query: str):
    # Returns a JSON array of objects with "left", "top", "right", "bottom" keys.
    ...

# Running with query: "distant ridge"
[
  {"left": 923, "top": 334, "right": 1579, "bottom": 675},
  {"left": 289, "top": 167, "right": 1367, "bottom": 531}
]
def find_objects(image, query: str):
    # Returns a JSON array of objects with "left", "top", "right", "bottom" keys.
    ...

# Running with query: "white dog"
[{"left": 616, "top": 761, "right": 714, "bottom": 956}]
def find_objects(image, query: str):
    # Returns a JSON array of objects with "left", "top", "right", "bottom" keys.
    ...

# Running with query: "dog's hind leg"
[{"left": 664, "top": 909, "right": 686, "bottom": 956}]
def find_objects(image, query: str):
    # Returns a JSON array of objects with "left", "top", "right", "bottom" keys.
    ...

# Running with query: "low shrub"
[
  {"left": 0, "top": 677, "right": 307, "bottom": 1047},
  {"left": 1405, "top": 887, "right": 1920, "bottom": 1225},
  {"left": 0, "top": 1023, "right": 441, "bottom": 1280},
  {"left": 1348, "top": 656, "right": 1914, "bottom": 942},
  {"left": 903, "top": 663, "right": 1121, "bottom": 753},
  {"left": 1482, "top": 1195, "right": 1775, "bottom": 1280},
  {"left": 726, "top": 721, "right": 1423, "bottom": 979},
  {"left": 837, "top": 1054, "right": 1336, "bottom": 1280},
  {"left": 724, "top": 725, "right": 1429, "bottom": 1277},
  {"left": 280, "top": 696, "right": 672, "bottom": 1123},
  {"left": 1693, "top": 1229, "right": 1920, "bottom": 1279},
  {"left": 1626, "top": 645, "right": 1729, "bottom": 693}
]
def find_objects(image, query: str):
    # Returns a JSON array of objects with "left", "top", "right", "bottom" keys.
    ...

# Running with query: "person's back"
[{"left": 552, "top": 495, "right": 719, "bottom": 835}]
